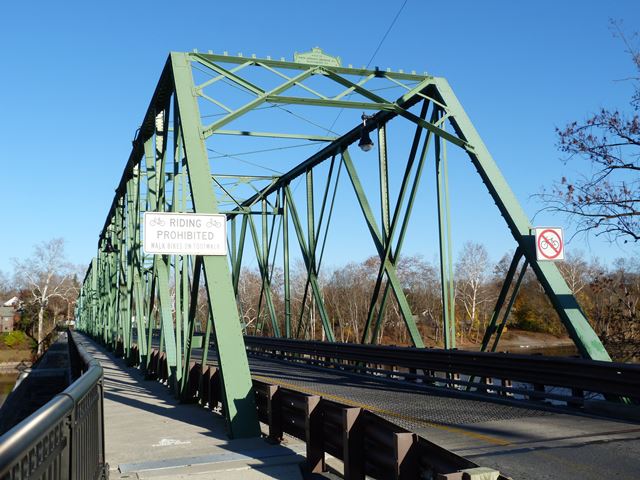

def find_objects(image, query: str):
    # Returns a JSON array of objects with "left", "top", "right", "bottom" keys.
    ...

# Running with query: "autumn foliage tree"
[{"left": 233, "top": 246, "right": 640, "bottom": 360}]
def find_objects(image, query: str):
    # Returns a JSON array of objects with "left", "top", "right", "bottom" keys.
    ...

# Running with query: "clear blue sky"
[{"left": 1, "top": 0, "right": 639, "bottom": 274}]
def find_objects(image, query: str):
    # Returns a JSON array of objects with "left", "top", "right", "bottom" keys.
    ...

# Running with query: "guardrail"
[
  {"left": 0, "top": 332, "right": 107, "bottom": 480},
  {"left": 144, "top": 349, "right": 506, "bottom": 480},
  {"left": 243, "top": 336, "right": 640, "bottom": 409}
]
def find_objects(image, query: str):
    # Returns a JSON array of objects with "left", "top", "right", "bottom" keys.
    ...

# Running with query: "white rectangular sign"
[
  {"left": 143, "top": 212, "right": 227, "bottom": 256},
  {"left": 535, "top": 227, "right": 564, "bottom": 261}
]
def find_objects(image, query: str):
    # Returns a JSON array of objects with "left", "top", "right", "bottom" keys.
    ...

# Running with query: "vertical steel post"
[
  {"left": 283, "top": 195, "right": 291, "bottom": 338},
  {"left": 378, "top": 125, "right": 390, "bottom": 245},
  {"left": 435, "top": 119, "right": 455, "bottom": 349}
]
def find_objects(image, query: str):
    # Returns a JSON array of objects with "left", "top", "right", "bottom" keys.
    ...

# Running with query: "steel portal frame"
[{"left": 76, "top": 50, "right": 611, "bottom": 438}]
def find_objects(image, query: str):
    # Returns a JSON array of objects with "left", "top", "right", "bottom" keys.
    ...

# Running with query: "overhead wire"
[
  {"left": 207, "top": 148, "right": 283, "bottom": 174},
  {"left": 207, "top": 142, "right": 318, "bottom": 159},
  {"left": 323, "top": 0, "right": 410, "bottom": 136},
  {"left": 365, "top": 0, "right": 409, "bottom": 69}
]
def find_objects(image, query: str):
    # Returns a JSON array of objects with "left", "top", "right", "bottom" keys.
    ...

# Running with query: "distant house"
[{"left": 1, "top": 297, "right": 21, "bottom": 332}]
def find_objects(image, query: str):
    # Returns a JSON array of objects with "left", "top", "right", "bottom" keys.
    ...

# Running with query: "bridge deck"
[
  {"left": 79, "top": 332, "right": 640, "bottom": 480},
  {"left": 240, "top": 354, "right": 640, "bottom": 480},
  {"left": 76, "top": 335, "right": 305, "bottom": 480}
]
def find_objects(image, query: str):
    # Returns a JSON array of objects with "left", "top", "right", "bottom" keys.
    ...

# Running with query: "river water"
[
  {"left": 0, "top": 373, "right": 18, "bottom": 408},
  {"left": 525, "top": 345, "right": 579, "bottom": 356},
  {"left": 527, "top": 344, "right": 638, "bottom": 362}
]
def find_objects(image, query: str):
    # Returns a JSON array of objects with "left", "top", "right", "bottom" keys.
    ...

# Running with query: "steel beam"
[{"left": 171, "top": 52, "right": 260, "bottom": 437}]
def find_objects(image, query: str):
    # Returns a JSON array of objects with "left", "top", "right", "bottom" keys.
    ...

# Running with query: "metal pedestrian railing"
[{"left": 0, "top": 332, "right": 107, "bottom": 480}]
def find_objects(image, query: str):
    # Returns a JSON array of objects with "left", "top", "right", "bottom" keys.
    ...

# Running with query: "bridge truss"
[{"left": 76, "top": 50, "right": 610, "bottom": 437}]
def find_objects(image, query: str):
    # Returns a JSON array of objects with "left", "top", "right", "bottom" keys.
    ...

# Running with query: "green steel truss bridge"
[{"left": 75, "top": 50, "right": 615, "bottom": 439}]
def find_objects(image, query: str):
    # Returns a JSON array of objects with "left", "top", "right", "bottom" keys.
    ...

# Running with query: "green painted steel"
[
  {"left": 247, "top": 214, "right": 280, "bottom": 336},
  {"left": 342, "top": 149, "right": 425, "bottom": 348},
  {"left": 76, "top": 50, "right": 611, "bottom": 440},
  {"left": 360, "top": 101, "right": 432, "bottom": 345},
  {"left": 491, "top": 259, "right": 528, "bottom": 353},
  {"left": 283, "top": 197, "right": 291, "bottom": 338},
  {"left": 284, "top": 186, "right": 335, "bottom": 342},
  {"left": 435, "top": 122, "right": 456, "bottom": 350},
  {"left": 431, "top": 78, "right": 610, "bottom": 361},
  {"left": 480, "top": 248, "right": 524, "bottom": 352},
  {"left": 171, "top": 52, "right": 260, "bottom": 437}
]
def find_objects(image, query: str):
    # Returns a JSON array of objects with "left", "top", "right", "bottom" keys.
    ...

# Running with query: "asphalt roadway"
[{"left": 191, "top": 350, "right": 640, "bottom": 480}]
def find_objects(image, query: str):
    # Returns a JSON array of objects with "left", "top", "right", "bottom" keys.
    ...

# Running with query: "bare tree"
[
  {"left": 0, "top": 270, "right": 15, "bottom": 299},
  {"left": 540, "top": 22, "right": 640, "bottom": 242},
  {"left": 237, "top": 268, "right": 262, "bottom": 332},
  {"left": 455, "top": 242, "right": 491, "bottom": 342},
  {"left": 587, "top": 257, "right": 640, "bottom": 360},
  {"left": 12, "top": 238, "right": 73, "bottom": 355},
  {"left": 557, "top": 250, "right": 593, "bottom": 295}
]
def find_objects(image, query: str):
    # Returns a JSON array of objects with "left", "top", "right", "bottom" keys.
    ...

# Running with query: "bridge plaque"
[
  {"left": 294, "top": 47, "right": 341, "bottom": 67},
  {"left": 143, "top": 212, "right": 227, "bottom": 256}
]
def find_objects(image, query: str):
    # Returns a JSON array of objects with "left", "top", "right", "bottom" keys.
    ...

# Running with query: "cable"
[
  {"left": 324, "top": 0, "right": 410, "bottom": 135},
  {"left": 207, "top": 148, "right": 283, "bottom": 174},
  {"left": 365, "top": 0, "right": 409, "bottom": 69},
  {"left": 208, "top": 142, "right": 317, "bottom": 159},
  {"left": 201, "top": 104, "right": 277, "bottom": 119}
]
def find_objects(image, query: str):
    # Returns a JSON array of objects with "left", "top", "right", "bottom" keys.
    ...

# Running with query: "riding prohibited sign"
[
  {"left": 143, "top": 212, "right": 227, "bottom": 256},
  {"left": 535, "top": 227, "right": 564, "bottom": 261}
]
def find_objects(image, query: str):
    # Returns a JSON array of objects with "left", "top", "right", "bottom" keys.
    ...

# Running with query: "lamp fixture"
[
  {"left": 103, "top": 238, "right": 118, "bottom": 254},
  {"left": 358, "top": 113, "right": 375, "bottom": 152}
]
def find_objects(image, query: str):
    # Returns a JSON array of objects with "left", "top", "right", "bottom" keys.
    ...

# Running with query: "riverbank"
[
  {"left": 0, "top": 349, "right": 32, "bottom": 363},
  {"left": 0, "top": 371, "right": 24, "bottom": 408},
  {"left": 0, "top": 349, "right": 33, "bottom": 377},
  {"left": 0, "top": 361, "right": 30, "bottom": 373},
  {"left": 452, "top": 329, "right": 576, "bottom": 353}
]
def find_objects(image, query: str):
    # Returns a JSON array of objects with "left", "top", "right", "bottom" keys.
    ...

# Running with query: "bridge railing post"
[
  {"left": 342, "top": 407, "right": 364, "bottom": 480},
  {"left": 569, "top": 388, "right": 584, "bottom": 409},
  {"left": 267, "top": 385, "right": 283, "bottom": 442},
  {"left": 500, "top": 378, "right": 514, "bottom": 397},
  {"left": 304, "top": 395, "right": 323, "bottom": 474}
]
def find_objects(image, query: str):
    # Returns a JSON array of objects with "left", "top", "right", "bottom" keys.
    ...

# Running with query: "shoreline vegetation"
[
  {"left": 0, "top": 331, "right": 34, "bottom": 372},
  {"left": 230, "top": 252, "right": 639, "bottom": 363}
]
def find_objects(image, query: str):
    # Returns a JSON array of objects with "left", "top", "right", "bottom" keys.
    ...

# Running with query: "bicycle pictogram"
[
  {"left": 535, "top": 228, "right": 563, "bottom": 261},
  {"left": 206, "top": 218, "right": 222, "bottom": 229}
]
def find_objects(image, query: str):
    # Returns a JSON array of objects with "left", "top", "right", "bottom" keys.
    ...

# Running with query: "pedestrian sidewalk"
[{"left": 76, "top": 335, "right": 305, "bottom": 479}]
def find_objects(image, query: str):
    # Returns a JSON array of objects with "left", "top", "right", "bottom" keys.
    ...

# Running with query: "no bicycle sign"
[{"left": 535, "top": 227, "right": 564, "bottom": 261}]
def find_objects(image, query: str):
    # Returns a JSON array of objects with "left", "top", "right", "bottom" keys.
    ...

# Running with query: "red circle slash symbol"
[{"left": 537, "top": 229, "right": 562, "bottom": 260}]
